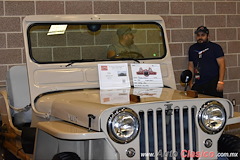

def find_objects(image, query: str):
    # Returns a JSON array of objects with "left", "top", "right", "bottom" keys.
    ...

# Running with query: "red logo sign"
[
  {"left": 101, "top": 66, "right": 108, "bottom": 71},
  {"left": 136, "top": 67, "right": 157, "bottom": 77}
]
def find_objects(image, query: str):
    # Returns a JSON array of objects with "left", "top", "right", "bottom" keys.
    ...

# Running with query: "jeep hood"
[{"left": 35, "top": 87, "right": 214, "bottom": 131}]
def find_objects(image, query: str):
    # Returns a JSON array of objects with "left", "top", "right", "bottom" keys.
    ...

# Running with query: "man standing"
[
  {"left": 107, "top": 27, "right": 143, "bottom": 59},
  {"left": 188, "top": 26, "right": 225, "bottom": 98}
]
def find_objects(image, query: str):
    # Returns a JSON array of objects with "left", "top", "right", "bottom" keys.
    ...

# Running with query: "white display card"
[
  {"left": 98, "top": 63, "right": 130, "bottom": 90},
  {"left": 131, "top": 64, "right": 163, "bottom": 88}
]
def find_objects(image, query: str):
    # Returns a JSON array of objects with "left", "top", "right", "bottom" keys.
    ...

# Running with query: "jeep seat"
[{"left": 6, "top": 65, "right": 32, "bottom": 130}]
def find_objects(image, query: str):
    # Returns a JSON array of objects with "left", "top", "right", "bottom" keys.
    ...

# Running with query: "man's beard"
[
  {"left": 127, "top": 40, "right": 134, "bottom": 46},
  {"left": 197, "top": 38, "right": 208, "bottom": 43}
]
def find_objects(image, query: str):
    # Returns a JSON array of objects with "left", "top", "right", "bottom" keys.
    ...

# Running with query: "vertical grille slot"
[
  {"left": 148, "top": 110, "right": 154, "bottom": 160},
  {"left": 166, "top": 109, "right": 172, "bottom": 160},
  {"left": 139, "top": 111, "right": 145, "bottom": 160},
  {"left": 157, "top": 109, "right": 163, "bottom": 160},
  {"left": 191, "top": 108, "right": 197, "bottom": 153},
  {"left": 183, "top": 108, "right": 189, "bottom": 151},
  {"left": 174, "top": 108, "right": 181, "bottom": 159},
  {"left": 139, "top": 106, "right": 197, "bottom": 160}
]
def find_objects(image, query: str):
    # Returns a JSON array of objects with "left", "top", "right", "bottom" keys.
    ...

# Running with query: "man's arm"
[
  {"left": 107, "top": 45, "right": 116, "bottom": 59},
  {"left": 107, "top": 50, "right": 116, "bottom": 59},
  {"left": 188, "top": 61, "right": 194, "bottom": 88},
  {"left": 216, "top": 56, "right": 226, "bottom": 91}
]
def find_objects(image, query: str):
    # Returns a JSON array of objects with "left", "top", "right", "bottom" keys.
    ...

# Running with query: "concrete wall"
[{"left": 0, "top": 0, "right": 239, "bottom": 109}]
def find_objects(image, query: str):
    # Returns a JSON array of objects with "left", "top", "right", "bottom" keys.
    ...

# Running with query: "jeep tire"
[
  {"left": 218, "top": 134, "right": 240, "bottom": 160},
  {"left": 52, "top": 152, "right": 81, "bottom": 160},
  {"left": 2, "top": 149, "right": 20, "bottom": 160}
]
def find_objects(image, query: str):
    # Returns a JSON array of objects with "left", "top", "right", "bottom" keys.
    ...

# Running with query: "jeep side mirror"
[
  {"left": 181, "top": 70, "right": 192, "bottom": 84},
  {"left": 180, "top": 70, "right": 192, "bottom": 91}
]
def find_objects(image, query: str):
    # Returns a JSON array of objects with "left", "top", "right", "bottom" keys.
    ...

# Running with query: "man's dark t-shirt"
[{"left": 188, "top": 41, "right": 224, "bottom": 85}]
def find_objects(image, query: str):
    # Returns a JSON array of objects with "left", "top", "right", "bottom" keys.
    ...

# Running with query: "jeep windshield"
[{"left": 28, "top": 23, "right": 166, "bottom": 63}]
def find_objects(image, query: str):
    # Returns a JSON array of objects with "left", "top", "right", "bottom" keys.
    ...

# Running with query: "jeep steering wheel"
[{"left": 111, "top": 52, "right": 144, "bottom": 59}]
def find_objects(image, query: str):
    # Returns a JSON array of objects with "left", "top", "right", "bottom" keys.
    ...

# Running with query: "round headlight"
[
  {"left": 198, "top": 101, "right": 226, "bottom": 134},
  {"left": 107, "top": 108, "right": 140, "bottom": 144}
]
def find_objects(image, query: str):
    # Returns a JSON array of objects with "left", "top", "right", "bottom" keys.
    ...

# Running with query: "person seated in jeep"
[{"left": 107, "top": 27, "right": 144, "bottom": 59}]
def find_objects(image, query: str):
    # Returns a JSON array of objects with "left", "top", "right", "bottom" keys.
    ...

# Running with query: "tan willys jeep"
[{"left": 0, "top": 14, "right": 240, "bottom": 160}]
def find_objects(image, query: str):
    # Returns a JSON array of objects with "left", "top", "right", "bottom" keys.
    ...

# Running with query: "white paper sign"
[
  {"left": 47, "top": 25, "right": 67, "bottom": 35},
  {"left": 100, "top": 89, "right": 130, "bottom": 104},
  {"left": 131, "top": 64, "right": 163, "bottom": 88},
  {"left": 98, "top": 63, "right": 130, "bottom": 90}
]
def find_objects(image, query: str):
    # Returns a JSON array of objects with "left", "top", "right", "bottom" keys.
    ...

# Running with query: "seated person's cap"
[
  {"left": 117, "top": 27, "right": 136, "bottom": 36},
  {"left": 195, "top": 26, "right": 209, "bottom": 34}
]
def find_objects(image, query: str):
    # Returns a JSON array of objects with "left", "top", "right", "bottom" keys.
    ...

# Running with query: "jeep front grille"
[{"left": 139, "top": 106, "right": 197, "bottom": 160}]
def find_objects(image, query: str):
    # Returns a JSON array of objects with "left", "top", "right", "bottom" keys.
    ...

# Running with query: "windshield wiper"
[
  {"left": 65, "top": 59, "right": 96, "bottom": 67},
  {"left": 110, "top": 58, "right": 140, "bottom": 63}
]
